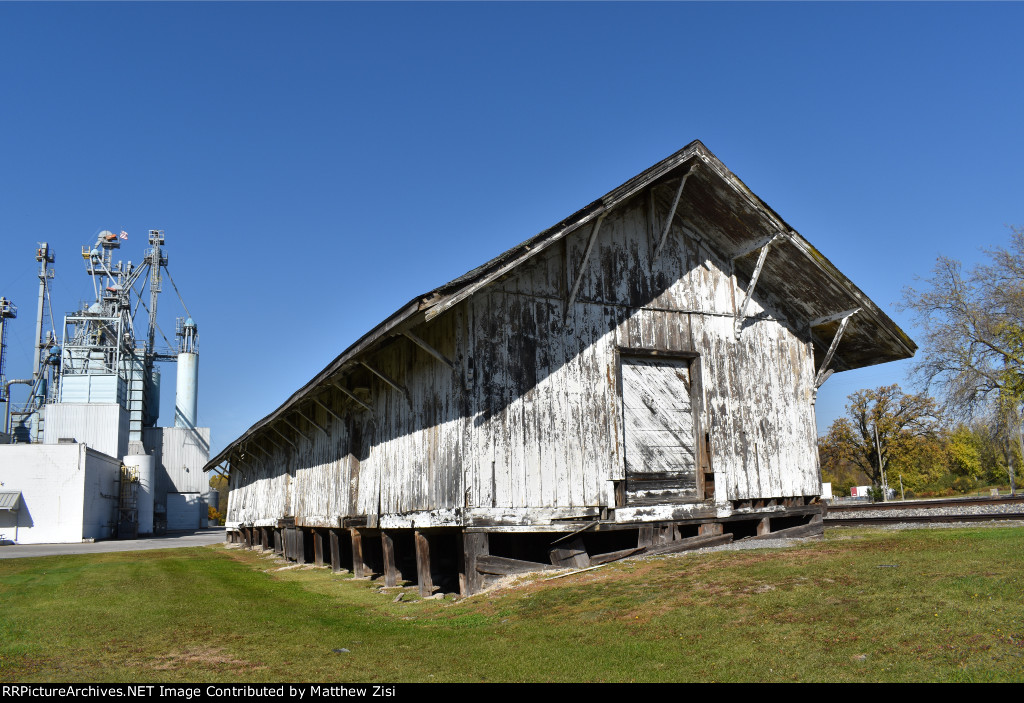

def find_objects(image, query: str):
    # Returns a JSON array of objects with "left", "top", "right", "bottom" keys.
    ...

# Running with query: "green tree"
[
  {"left": 209, "top": 473, "right": 229, "bottom": 524},
  {"left": 946, "top": 425, "right": 983, "bottom": 483},
  {"left": 820, "top": 384, "right": 942, "bottom": 493},
  {"left": 818, "top": 435, "right": 869, "bottom": 497}
]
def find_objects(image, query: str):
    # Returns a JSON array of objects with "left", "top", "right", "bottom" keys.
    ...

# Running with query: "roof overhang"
[{"left": 0, "top": 491, "right": 22, "bottom": 511}]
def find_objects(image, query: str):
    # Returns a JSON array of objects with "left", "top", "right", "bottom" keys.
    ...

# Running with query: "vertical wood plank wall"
[{"left": 226, "top": 189, "right": 821, "bottom": 527}]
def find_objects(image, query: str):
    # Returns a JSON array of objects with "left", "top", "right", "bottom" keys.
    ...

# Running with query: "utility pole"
[{"left": 875, "top": 424, "right": 888, "bottom": 502}]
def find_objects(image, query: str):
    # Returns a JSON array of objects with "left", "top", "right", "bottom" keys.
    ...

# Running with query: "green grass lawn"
[{"left": 1, "top": 525, "right": 1022, "bottom": 682}]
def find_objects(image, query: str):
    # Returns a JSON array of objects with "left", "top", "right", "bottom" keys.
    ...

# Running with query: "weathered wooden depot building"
[{"left": 206, "top": 140, "right": 915, "bottom": 594}]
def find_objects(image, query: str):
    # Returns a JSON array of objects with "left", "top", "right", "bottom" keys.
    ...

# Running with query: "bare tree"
[{"left": 901, "top": 226, "right": 1024, "bottom": 491}]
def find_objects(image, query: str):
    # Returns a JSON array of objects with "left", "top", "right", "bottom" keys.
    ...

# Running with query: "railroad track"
[{"left": 824, "top": 494, "right": 1024, "bottom": 527}]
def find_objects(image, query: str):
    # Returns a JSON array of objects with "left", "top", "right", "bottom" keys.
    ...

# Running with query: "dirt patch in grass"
[{"left": 144, "top": 646, "right": 261, "bottom": 672}]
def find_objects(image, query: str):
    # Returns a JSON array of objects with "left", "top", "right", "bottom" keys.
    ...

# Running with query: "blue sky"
[{"left": 1, "top": 2, "right": 1021, "bottom": 456}]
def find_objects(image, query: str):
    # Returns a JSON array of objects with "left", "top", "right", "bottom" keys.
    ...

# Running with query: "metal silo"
[{"left": 174, "top": 318, "right": 198, "bottom": 429}]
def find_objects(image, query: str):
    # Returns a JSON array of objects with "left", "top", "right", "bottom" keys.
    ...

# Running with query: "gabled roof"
[{"left": 204, "top": 140, "right": 915, "bottom": 472}]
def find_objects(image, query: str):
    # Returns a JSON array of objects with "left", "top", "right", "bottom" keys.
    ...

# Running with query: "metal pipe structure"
[
  {"left": 146, "top": 232, "right": 163, "bottom": 358},
  {"left": 3, "top": 379, "right": 33, "bottom": 438},
  {"left": 125, "top": 453, "right": 155, "bottom": 534},
  {"left": 0, "top": 297, "right": 17, "bottom": 405},
  {"left": 32, "top": 244, "right": 54, "bottom": 383}
]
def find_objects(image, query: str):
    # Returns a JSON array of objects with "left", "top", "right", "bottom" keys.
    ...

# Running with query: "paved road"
[{"left": 0, "top": 528, "right": 226, "bottom": 559}]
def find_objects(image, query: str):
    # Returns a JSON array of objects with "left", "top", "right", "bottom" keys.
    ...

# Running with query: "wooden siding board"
[
  {"left": 697, "top": 313, "right": 748, "bottom": 501},
  {"left": 562, "top": 300, "right": 585, "bottom": 508},
  {"left": 548, "top": 297, "right": 572, "bottom": 510},
  {"left": 472, "top": 293, "right": 495, "bottom": 510},
  {"left": 579, "top": 301, "right": 600, "bottom": 506},
  {"left": 589, "top": 304, "right": 617, "bottom": 505},
  {"left": 534, "top": 298, "right": 555, "bottom": 509},
  {"left": 506, "top": 294, "right": 527, "bottom": 509}
]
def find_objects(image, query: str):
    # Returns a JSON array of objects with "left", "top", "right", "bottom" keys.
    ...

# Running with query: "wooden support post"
[
  {"left": 734, "top": 240, "right": 774, "bottom": 338},
  {"left": 330, "top": 530, "right": 342, "bottom": 572},
  {"left": 415, "top": 530, "right": 434, "bottom": 597},
  {"left": 403, "top": 331, "right": 456, "bottom": 371},
  {"left": 312, "top": 395, "right": 345, "bottom": 424},
  {"left": 248, "top": 442, "right": 271, "bottom": 459},
  {"left": 351, "top": 528, "right": 374, "bottom": 578},
  {"left": 282, "top": 415, "right": 313, "bottom": 442},
  {"left": 270, "top": 424, "right": 298, "bottom": 449},
  {"left": 360, "top": 361, "right": 408, "bottom": 397},
  {"left": 455, "top": 531, "right": 466, "bottom": 595},
  {"left": 814, "top": 309, "right": 860, "bottom": 388},
  {"left": 698, "top": 522, "right": 724, "bottom": 537},
  {"left": 566, "top": 213, "right": 607, "bottom": 313},
  {"left": 351, "top": 528, "right": 364, "bottom": 577},
  {"left": 296, "top": 406, "right": 329, "bottom": 436},
  {"left": 313, "top": 530, "right": 324, "bottom": 566},
  {"left": 757, "top": 517, "right": 771, "bottom": 536},
  {"left": 638, "top": 525, "right": 655, "bottom": 548},
  {"left": 652, "top": 164, "right": 698, "bottom": 264},
  {"left": 461, "top": 532, "right": 488, "bottom": 597},
  {"left": 333, "top": 381, "right": 373, "bottom": 413},
  {"left": 296, "top": 528, "right": 307, "bottom": 564},
  {"left": 263, "top": 433, "right": 286, "bottom": 453},
  {"left": 274, "top": 529, "right": 282, "bottom": 554},
  {"left": 656, "top": 524, "right": 677, "bottom": 545},
  {"left": 381, "top": 531, "right": 401, "bottom": 587}
]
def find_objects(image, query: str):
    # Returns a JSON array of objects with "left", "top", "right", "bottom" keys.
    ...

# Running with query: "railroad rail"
[{"left": 824, "top": 494, "right": 1024, "bottom": 526}]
